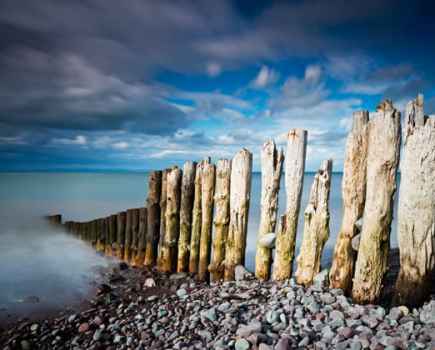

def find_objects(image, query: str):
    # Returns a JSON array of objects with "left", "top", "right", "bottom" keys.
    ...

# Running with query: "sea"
[{"left": 0, "top": 172, "right": 400, "bottom": 321}]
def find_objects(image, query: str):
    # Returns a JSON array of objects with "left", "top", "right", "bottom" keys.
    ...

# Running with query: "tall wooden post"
[
  {"left": 105, "top": 214, "right": 117, "bottom": 256},
  {"left": 116, "top": 212, "right": 126, "bottom": 259},
  {"left": 157, "top": 169, "right": 169, "bottom": 270},
  {"left": 198, "top": 162, "right": 216, "bottom": 281},
  {"left": 91, "top": 220, "right": 98, "bottom": 248},
  {"left": 295, "top": 159, "right": 333, "bottom": 286},
  {"left": 124, "top": 209, "right": 134, "bottom": 262},
  {"left": 189, "top": 159, "right": 209, "bottom": 273},
  {"left": 273, "top": 129, "right": 307, "bottom": 281},
  {"left": 224, "top": 149, "right": 253, "bottom": 281},
  {"left": 177, "top": 161, "right": 197, "bottom": 272},
  {"left": 130, "top": 208, "right": 140, "bottom": 264},
  {"left": 352, "top": 100, "right": 401, "bottom": 304},
  {"left": 210, "top": 159, "right": 231, "bottom": 281},
  {"left": 133, "top": 207, "right": 148, "bottom": 266},
  {"left": 96, "top": 218, "right": 107, "bottom": 253},
  {"left": 144, "top": 171, "right": 162, "bottom": 267},
  {"left": 255, "top": 140, "right": 284, "bottom": 280},
  {"left": 394, "top": 95, "right": 435, "bottom": 307},
  {"left": 329, "top": 111, "right": 369, "bottom": 292},
  {"left": 159, "top": 166, "right": 182, "bottom": 272}
]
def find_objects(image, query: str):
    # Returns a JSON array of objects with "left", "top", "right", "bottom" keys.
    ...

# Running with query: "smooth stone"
[
  {"left": 93, "top": 329, "right": 103, "bottom": 341},
  {"left": 266, "top": 310, "right": 279, "bottom": 324},
  {"left": 274, "top": 338, "right": 290, "bottom": 350},
  {"left": 176, "top": 288, "right": 188, "bottom": 298},
  {"left": 235, "top": 265, "right": 253, "bottom": 281},
  {"left": 313, "top": 269, "right": 329, "bottom": 289},
  {"left": 235, "top": 338, "right": 250, "bottom": 350},
  {"left": 258, "top": 233, "right": 276, "bottom": 248},
  {"left": 144, "top": 278, "right": 156, "bottom": 288}
]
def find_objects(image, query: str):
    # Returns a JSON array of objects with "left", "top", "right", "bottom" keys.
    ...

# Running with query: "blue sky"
[{"left": 0, "top": 0, "right": 434, "bottom": 171}]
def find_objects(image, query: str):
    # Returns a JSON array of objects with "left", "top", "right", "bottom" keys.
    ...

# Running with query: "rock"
[
  {"left": 338, "top": 327, "right": 353, "bottom": 338},
  {"left": 320, "top": 293, "right": 335, "bottom": 304},
  {"left": 266, "top": 310, "right": 279, "bottom": 324},
  {"left": 170, "top": 272, "right": 188, "bottom": 280},
  {"left": 330, "top": 310, "right": 344, "bottom": 320},
  {"left": 235, "top": 339, "right": 250, "bottom": 350},
  {"left": 113, "top": 334, "right": 123, "bottom": 344},
  {"left": 218, "top": 302, "right": 231, "bottom": 312},
  {"left": 30, "top": 323, "right": 39, "bottom": 332},
  {"left": 259, "top": 344, "right": 272, "bottom": 350},
  {"left": 361, "top": 315, "right": 379, "bottom": 329},
  {"left": 78, "top": 322, "right": 90, "bottom": 333},
  {"left": 202, "top": 307, "right": 217, "bottom": 322},
  {"left": 419, "top": 301, "right": 435, "bottom": 324},
  {"left": 275, "top": 337, "right": 290, "bottom": 350},
  {"left": 119, "top": 262, "right": 129, "bottom": 270},
  {"left": 144, "top": 278, "right": 156, "bottom": 288},
  {"left": 235, "top": 265, "right": 253, "bottom": 281},
  {"left": 258, "top": 233, "right": 276, "bottom": 248},
  {"left": 176, "top": 288, "right": 187, "bottom": 298},
  {"left": 237, "top": 321, "right": 262, "bottom": 337},
  {"left": 313, "top": 269, "right": 329, "bottom": 289},
  {"left": 67, "top": 314, "right": 76, "bottom": 323},
  {"left": 349, "top": 341, "right": 362, "bottom": 350},
  {"left": 93, "top": 329, "right": 103, "bottom": 341},
  {"left": 298, "top": 336, "right": 310, "bottom": 347},
  {"left": 388, "top": 307, "right": 402, "bottom": 321},
  {"left": 351, "top": 233, "right": 361, "bottom": 251},
  {"left": 20, "top": 340, "right": 31, "bottom": 350}
]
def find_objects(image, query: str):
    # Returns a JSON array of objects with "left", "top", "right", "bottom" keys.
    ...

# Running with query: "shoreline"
[{"left": 1, "top": 254, "right": 434, "bottom": 349}]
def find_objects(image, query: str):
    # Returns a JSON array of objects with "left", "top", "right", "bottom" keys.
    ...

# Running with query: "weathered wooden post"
[
  {"left": 157, "top": 169, "right": 169, "bottom": 270},
  {"left": 329, "top": 111, "right": 369, "bottom": 292},
  {"left": 96, "top": 218, "right": 106, "bottom": 253},
  {"left": 144, "top": 170, "right": 162, "bottom": 267},
  {"left": 198, "top": 162, "right": 216, "bottom": 281},
  {"left": 177, "top": 161, "right": 197, "bottom": 272},
  {"left": 133, "top": 207, "right": 148, "bottom": 266},
  {"left": 105, "top": 214, "right": 117, "bottom": 256},
  {"left": 352, "top": 99, "right": 401, "bottom": 304},
  {"left": 130, "top": 208, "right": 140, "bottom": 264},
  {"left": 273, "top": 129, "right": 307, "bottom": 281},
  {"left": 295, "top": 159, "right": 333, "bottom": 286},
  {"left": 255, "top": 140, "right": 284, "bottom": 280},
  {"left": 159, "top": 166, "right": 182, "bottom": 272},
  {"left": 189, "top": 159, "right": 209, "bottom": 273},
  {"left": 91, "top": 220, "right": 98, "bottom": 248},
  {"left": 124, "top": 209, "right": 134, "bottom": 262},
  {"left": 209, "top": 159, "right": 231, "bottom": 281},
  {"left": 224, "top": 149, "right": 253, "bottom": 281},
  {"left": 393, "top": 95, "right": 435, "bottom": 307},
  {"left": 116, "top": 211, "right": 126, "bottom": 259}
]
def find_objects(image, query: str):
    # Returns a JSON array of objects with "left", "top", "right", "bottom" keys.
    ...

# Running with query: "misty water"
[{"left": 0, "top": 172, "right": 399, "bottom": 321}]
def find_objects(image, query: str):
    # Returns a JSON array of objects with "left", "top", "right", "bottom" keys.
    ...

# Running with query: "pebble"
[{"left": 235, "top": 338, "right": 250, "bottom": 350}]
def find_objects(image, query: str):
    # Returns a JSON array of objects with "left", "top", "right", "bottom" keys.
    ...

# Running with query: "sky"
[{"left": 1, "top": 0, "right": 434, "bottom": 172}]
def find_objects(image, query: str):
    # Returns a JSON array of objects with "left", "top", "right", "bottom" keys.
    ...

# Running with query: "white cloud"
[
  {"left": 112, "top": 141, "right": 129, "bottom": 150},
  {"left": 206, "top": 62, "right": 222, "bottom": 77},
  {"left": 251, "top": 65, "right": 279, "bottom": 88},
  {"left": 52, "top": 135, "right": 87, "bottom": 146}
]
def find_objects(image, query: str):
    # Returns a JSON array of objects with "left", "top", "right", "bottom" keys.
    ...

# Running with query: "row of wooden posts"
[{"left": 49, "top": 94, "right": 434, "bottom": 308}]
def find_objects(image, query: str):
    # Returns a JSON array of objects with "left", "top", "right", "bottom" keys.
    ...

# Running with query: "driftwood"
[
  {"left": 352, "top": 100, "right": 401, "bottom": 304},
  {"left": 116, "top": 212, "right": 126, "bottom": 259},
  {"left": 394, "top": 95, "right": 435, "bottom": 307},
  {"left": 198, "top": 162, "right": 215, "bottom": 281},
  {"left": 177, "top": 161, "right": 197, "bottom": 272},
  {"left": 189, "top": 159, "right": 210, "bottom": 273},
  {"left": 144, "top": 171, "right": 162, "bottom": 267},
  {"left": 295, "top": 159, "right": 333, "bottom": 286},
  {"left": 159, "top": 166, "right": 182, "bottom": 272},
  {"left": 273, "top": 129, "right": 307, "bottom": 281},
  {"left": 255, "top": 140, "right": 284, "bottom": 280},
  {"left": 224, "top": 149, "right": 252, "bottom": 281},
  {"left": 210, "top": 159, "right": 231, "bottom": 281},
  {"left": 329, "top": 111, "right": 369, "bottom": 293}
]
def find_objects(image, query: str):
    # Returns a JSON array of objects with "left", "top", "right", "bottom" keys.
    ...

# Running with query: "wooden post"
[
  {"left": 159, "top": 166, "right": 182, "bottom": 272},
  {"left": 273, "top": 129, "right": 307, "bottom": 281},
  {"left": 116, "top": 212, "right": 126, "bottom": 259},
  {"left": 105, "top": 214, "right": 117, "bottom": 256},
  {"left": 210, "top": 159, "right": 231, "bottom": 281},
  {"left": 352, "top": 100, "right": 401, "bottom": 304},
  {"left": 130, "top": 208, "right": 140, "bottom": 264},
  {"left": 295, "top": 159, "right": 333, "bottom": 286},
  {"left": 133, "top": 207, "right": 148, "bottom": 266},
  {"left": 224, "top": 149, "right": 253, "bottom": 281},
  {"left": 393, "top": 95, "right": 435, "bottom": 307},
  {"left": 124, "top": 209, "right": 134, "bottom": 262},
  {"left": 96, "top": 218, "right": 106, "bottom": 253},
  {"left": 177, "top": 161, "right": 197, "bottom": 272},
  {"left": 91, "top": 220, "right": 98, "bottom": 248},
  {"left": 157, "top": 169, "right": 169, "bottom": 270},
  {"left": 329, "top": 111, "right": 369, "bottom": 292},
  {"left": 144, "top": 170, "right": 162, "bottom": 267},
  {"left": 198, "top": 162, "right": 216, "bottom": 281},
  {"left": 255, "top": 140, "right": 284, "bottom": 280},
  {"left": 189, "top": 159, "right": 209, "bottom": 273}
]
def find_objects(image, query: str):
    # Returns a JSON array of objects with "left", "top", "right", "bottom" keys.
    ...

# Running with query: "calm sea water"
[{"left": 0, "top": 172, "right": 399, "bottom": 320}]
